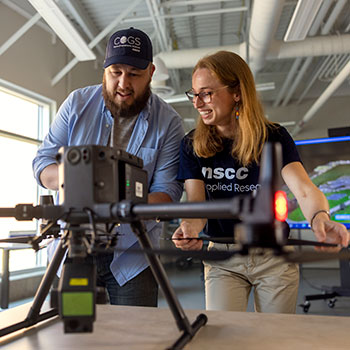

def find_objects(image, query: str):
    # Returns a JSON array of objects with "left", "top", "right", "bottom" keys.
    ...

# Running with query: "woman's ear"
[{"left": 233, "top": 93, "right": 241, "bottom": 102}]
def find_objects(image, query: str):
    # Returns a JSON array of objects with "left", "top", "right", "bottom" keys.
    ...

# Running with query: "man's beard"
[{"left": 102, "top": 77, "right": 151, "bottom": 119}]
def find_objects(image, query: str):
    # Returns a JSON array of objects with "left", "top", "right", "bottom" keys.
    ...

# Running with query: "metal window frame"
[{"left": 0, "top": 79, "right": 56, "bottom": 269}]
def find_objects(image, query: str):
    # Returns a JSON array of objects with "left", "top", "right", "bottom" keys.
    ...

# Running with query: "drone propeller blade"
[
  {"left": 148, "top": 248, "right": 237, "bottom": 261},
  {"left": 168, "top": 237, "right": 339, "bottom": 248},
  {"left": 93, "top": 246, "right": 241, "bottom": 261},
  {"left": 0, "top": 236, "right": 33, "bottom": 244},
  {"left": 0, "top": 236, "right": 55, "bottom": 250},
  {"left": 286, "top": 239, "right": 338, "bottom": 247},
  {"left": 164, "top": 236, "right": 235, "bottom": 244},
  {"left": 284, "top": 249, "right": 350, "bottom": 263}
]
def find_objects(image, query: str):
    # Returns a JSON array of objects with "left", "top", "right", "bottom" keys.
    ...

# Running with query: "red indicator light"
[{"left": 275, "top": 190, "right": 288, "bottom": 221}]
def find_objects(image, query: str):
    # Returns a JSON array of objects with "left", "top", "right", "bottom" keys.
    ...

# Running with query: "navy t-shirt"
[{"left": 177, "top": 125, "right": 301, "bottom": 238}]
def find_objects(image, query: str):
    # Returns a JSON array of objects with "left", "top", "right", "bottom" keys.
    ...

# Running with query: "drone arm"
[
  {"left": 0, "top": 208, "right": 17, "bottom": 217},
  {"left": 0, "top": 204, "right": 44, "bottom": 221},
  {"left": 0, "top": 204, "right": 64, "bottom": 221},
  {"left": 121, "top": 198, "right": 242, "bottom": 221}
]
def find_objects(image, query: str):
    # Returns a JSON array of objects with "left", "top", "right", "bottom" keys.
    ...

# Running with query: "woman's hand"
[
  {"left": 312, "top": 215, "right": 350, "bottom": 252},
  {"left": 172, "top": 221, "right": 203, "bottom": 251}
]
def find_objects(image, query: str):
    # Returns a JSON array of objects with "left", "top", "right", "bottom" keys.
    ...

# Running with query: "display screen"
[{"left": 286, "top": 136, "right": 350, "bottom": 229}]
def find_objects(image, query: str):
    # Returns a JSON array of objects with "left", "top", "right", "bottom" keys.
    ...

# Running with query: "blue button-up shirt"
[{"left": 33, "top": 84, "right": 184, "bottom": 285}]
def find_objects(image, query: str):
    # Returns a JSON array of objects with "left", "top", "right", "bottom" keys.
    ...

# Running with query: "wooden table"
[{"left": 1, "top": 303, "right": 350, "bottom": 349}]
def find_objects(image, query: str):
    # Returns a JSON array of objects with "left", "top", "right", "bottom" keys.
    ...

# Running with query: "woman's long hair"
[{"left": 192, "top": 51, "right": 275, "bottom": 166}]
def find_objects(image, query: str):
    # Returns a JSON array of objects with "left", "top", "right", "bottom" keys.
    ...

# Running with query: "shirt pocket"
[{"left": 137, "top": 147, "right": 159, "bottom": 182}]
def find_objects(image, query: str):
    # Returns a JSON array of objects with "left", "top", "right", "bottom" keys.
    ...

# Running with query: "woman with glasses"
[{"left": 172, "top": 50, "right": 349, "bottom": 313}]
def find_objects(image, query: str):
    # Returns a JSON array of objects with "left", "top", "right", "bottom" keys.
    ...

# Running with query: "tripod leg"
[
  {"left": 0, "top": 239, "right": 67, "bottom": 337},
  {"left": 130, "top": 221, "right": 207, "bottom": 350},
  {"left": 27, "top": 239, "right": 68, "bottom": 322}
]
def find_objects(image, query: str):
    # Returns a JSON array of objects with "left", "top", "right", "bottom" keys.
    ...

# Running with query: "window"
[{"left": 0, "top": 79, "right": 56, "bottom": 272}]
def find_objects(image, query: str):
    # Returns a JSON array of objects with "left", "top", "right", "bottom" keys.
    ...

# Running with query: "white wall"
[
  {"left": 0, "top": 4, "right": 102, "bottom": 107},
  {"left": 265, "top": 97, "right": 350, "bottom": 140}
]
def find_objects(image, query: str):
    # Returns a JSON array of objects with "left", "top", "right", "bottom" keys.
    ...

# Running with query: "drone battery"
[
  {"left": 111, "top": 149, "right": 147, "bottom": 204},
  {"left": 124, "top": 163, "right": 148, "bottom": 203}
]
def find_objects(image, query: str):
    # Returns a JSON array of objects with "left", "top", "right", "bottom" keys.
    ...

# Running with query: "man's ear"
[{"left": 150, "top": 63, "right": 156, "bottom": 78}]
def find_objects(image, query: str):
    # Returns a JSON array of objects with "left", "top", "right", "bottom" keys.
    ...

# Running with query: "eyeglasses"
[{"left": 185, "top": 85, "right": 229, "bottom": 104}]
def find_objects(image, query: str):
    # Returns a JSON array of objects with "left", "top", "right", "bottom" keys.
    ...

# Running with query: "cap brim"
[{"left": 103, "top": 55, "right": 151, "bottom": 69}]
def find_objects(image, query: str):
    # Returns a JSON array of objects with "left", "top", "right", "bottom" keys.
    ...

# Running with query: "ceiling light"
[
  {"left": 256, "top": 82, "right": 275, "bottom": 91},
  {"left": 279, "top": 121, "right": 296, "bottom": 127},
  {"left": 27, "top": 0, "right": 96, "bottom": 61},
  {"left": 284, "top": 0, "right": 323, "bottom": 42}
]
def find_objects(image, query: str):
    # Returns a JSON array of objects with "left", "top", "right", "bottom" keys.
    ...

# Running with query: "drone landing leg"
[
  {"left": 130, "top": 221, "right": 208, "bottom": 350},
  {"left": 0, "top": 240, "right": 67, "bottom": 337}
]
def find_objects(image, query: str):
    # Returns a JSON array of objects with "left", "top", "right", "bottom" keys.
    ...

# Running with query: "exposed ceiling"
[{"left": 2, "top": 0, "right": 350, "bottom": 136}]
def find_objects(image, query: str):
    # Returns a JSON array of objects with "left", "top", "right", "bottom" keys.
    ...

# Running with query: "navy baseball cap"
[{"left": 103, "top": 27, "right": 153, "bottom": 70}]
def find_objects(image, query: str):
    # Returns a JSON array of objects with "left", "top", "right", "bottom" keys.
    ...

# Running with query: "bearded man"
[{"left": 33, "top": 28, "right": 184, "bottom": 306}]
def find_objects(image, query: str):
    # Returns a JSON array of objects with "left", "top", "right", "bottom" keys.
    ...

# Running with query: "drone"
[{"left": 0, "top": 143, "right": 349, "bottom": 350}]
